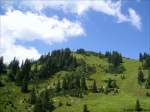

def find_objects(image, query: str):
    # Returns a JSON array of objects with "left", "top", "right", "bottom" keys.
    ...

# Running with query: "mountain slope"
[{"left": 0, "top": 53, "right": 150, "bottom": 112}]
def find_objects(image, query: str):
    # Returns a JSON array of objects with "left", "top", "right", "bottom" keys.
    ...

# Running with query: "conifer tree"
[
  {"left": 83, "top": 104, "right": 89, "bottom": 112},
  {"left": 137, "top": 68, "right": 145, "bottom": 84},
  {"left": 56, "top": 80, "right": 61, "bottom": 92},
  {"left": 135, "top": 99, "right": 142, "bottom": 111},
  {"left": 34, "top": 97, "right": 43, "bottom": 112},
  {"left": 30, "top": 88, "right": 36, "bottom": 104},
  {"left": 81, "top": 76, "right": 88, "bottom": 90},
  {"left": 145, "top": 70, "right": 150, "bottom": 89},
  {"left": 92, "top": 80, "right": 97, "bottom": 93}
]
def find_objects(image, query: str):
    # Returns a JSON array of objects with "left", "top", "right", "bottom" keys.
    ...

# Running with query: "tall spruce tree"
[
  {"left": 56, "top": 80, "right": 61, "bottom": 92},
  {"left": 8, "top": 58, "right": 19, "bottom": 81},
  {"left": 30, "top": 88, "right": 36, "bottom": 104},
  {"left": 137, "top": 67, "right": 145, "bottom": 84},
  {"left": 145, "top": 70, "right": 150, "bottom": 89},
  {"left": 21, "top": 59, "right": 31, "bottom": 93},
  {"left": 34, "top": 97, "right": 43, "bottom": 112},
  {"left": 92, "top": 80, "right": 97, "bottom": 93},
  {"left": 135, "top": 99, "right": 142, "bottom": 111},
  {"left": 0, "top": 56, "right": 5, "bottom": 75},
  {"left": 83, "top": 104, "right": 89, "bottom": 112},
  {"left": 81, "top": 76, "right": 87, "bottom": 90}
]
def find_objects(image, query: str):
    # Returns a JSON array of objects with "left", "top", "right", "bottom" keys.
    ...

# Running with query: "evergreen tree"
[
  {"left": 41, "top": 89, "right": 54, "bottom": 112},
  {"left": 92, "top": 80, "right": 97, "bottom": 93},
  {"left": 21, "top": 59, "right": 31, "bottom": 93},
  {"left": 8, "top": 58, "right": 19, "bottom": 81},
  {"left": 137, "top": 68, "right": 145, "bottom": 84},
  {"left": 81, "top": 76, "right": 88, "bottom": 90},
  {"left": 0, "top": 56, "right": 5, "bottom": 75},
  {"left": 21, "top": 78, "right": 28, "bottom": 93},
  {"left": 56, "top": 80, "right": 61, "bottom": 92},
  {"left": 83, "top": 104, "right": 89, "bottom": 112},
  {"left": 34, "top": 97, "right": 43, "bottom": 112},
  {"left": 145, "top": 70, "right": 150, "bottom": 89},
  {"left": 30, "top": 88, "right": 36, "bottom": 104},
  {"left": 62, "top": 78, "right": 68, "bottom": 90},
  {"left": 135, "top": 99, "right": 142, "bottom": 111},
  {"left": 139, "top": 53, "right": 143, "bottom": 62}
]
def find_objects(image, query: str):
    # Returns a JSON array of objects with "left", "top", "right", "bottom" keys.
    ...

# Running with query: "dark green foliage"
[
  {"left": 137, "top": 67, "right": 145, "bottom": 84},
  {"left": 143, "top": 56, "right": 150, "bottom": 69},
  {"left": 30, "top": 88, "right": 36, "bottom": 104},
  {"left": 8, "top": 58, "right": 19, "bottom": 81},
  {"left": 135, "top": 99, "right": 142, "bottom": 111},
  {"left": 34, "top": 89, "right": 55, "bottom": 112},
  {"left": 56, "top": 80, "right": 61, "bottom": 92},
  {"left": 21, "top": 59, "right": 31, "bottom": 93},
  {"left": 21, "top": 78, "right": 28, "bottom": 93},
  {"left": 107, "top": 79, "right": 118, "bottom": 89},
  {"left": 38, "top": 48, "right": 78, "bottom": 79},
  {"left": 139, "top": 53, "right": 150, "bottom": 69},
  {"left": 0, "top": 80, "right": 4, "bottom": 87},
  {"left": 15, "top": 70, "right": 24, "bottom": 86},
  {"left": 139, "top": 53, "right": 143, "bottom": 62},
  {"left": 0, "top": 56, "right": 6, "bottom": 75},
  {"left": 76, "top": 48, "right": 86, "bottom": 55},
  {"left": 42, "top": 89, "right": 55, "bottom": 112},
  {"left": 145, "top": 70, "right": 150, "bottom": 89},
  {"left": 105, "top": 51, "right": 111, "bottom": 58},
  {"left": 34, "top": 97, "right": 43, "bottom": 112},
  {"left": 83, "top": 104, "right": 89, "bottom": 112},
  {"left": 92, "top": 80, "right": 97, "bottom": 93},
  {"left": 108, "top": 51, "right": 122, "bottom": 67},
  {"left": 106, "top": 51, "right": 124, "bottom": 73},
  {"left": 62, "top": 78, "right": 68, "bottom": 90},
  {"left": 81, "top": 76, "right": 88, "bottom": 90}
]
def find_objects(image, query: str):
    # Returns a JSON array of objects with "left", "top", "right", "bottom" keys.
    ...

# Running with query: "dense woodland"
[{"left": 0, "top": 48, "right": 150, "bottom": 112}]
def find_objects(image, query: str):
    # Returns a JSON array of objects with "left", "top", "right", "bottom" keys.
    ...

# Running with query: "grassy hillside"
[{"left": 0, "top": 53, "right": 150, "bottom": 112}]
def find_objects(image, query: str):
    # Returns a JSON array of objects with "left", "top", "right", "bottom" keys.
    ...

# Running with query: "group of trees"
[
  {"left": 30, "top": 89, "right": 55, "bottom": 112},
  {"left": 139, "top": 53, "right": 150, "bottom": 69},
  {"left": 8, "top": 58, "right": 31, "bottom": 92},
  {"left": 137, "top": 67, "right": 150, "bottom": 89},
  {"left": 37, "top": 48, "right": 78, "bottom": 79},
  {"left": 0, "top": 56, "right": 6, "bottom": 86},
  {"left": 55, "top": 73, "right": 88, "bottom": 97},
  {"left": 105, "top": 51, "right": 124, "bottom": 73},
  {"left": 103, "top": 78, "right": 119, "bottom": 94}
]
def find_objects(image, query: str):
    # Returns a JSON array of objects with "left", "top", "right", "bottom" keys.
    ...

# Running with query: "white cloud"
[
  {"left": 128, "top": 8, "right": 142, "bottom": 30},
  {"left": 20, "top": 0, "right": 142, "bottom": 30},
  {"left": 0, "top": 10, "right": 85, "bottom": 63}
]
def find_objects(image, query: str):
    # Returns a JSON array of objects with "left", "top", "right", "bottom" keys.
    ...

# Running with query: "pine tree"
[
  {"left": 30, "top": 88, "right": 36, "bottom": 104},
  {"left": 15, "top": 70, "right": 23, "bottom": 86},
  {"left": 135, "top": 99, "right": 142, "bottom": 111},
  {"left": 8, "top": 58, "right": 19, "bottom": 81},
  {"left": 34, "top": 97, "right": 43, "bottom": 112},
  {"left": 56, "top": 80, "right": 61, "bottom": 92},
  {"left": 81, "top": 76, "right": 88, "bottom": 90},
  {"left": 92, "top": 80, "right": 97, "bottom": 93},
  {"left": 0, "top": 56, "right": 5, "bottom": 75},
  {"left": 41, "top": 89, "right": 54, "bottom": 112},
  {"left": 145, "top": 70, "right": 150, "bottom": 89},
  {"left": 83, "top": 104, "right": 89, "bottom": 112},
  {"left": 137, "top": 68, "right": 145, "bottom": 84},
  {"left": 21, "top": 78, "right": 28, "bottom": 93},
  {"left": 62, "top": 78, "right": 68, "bottom": 90}
]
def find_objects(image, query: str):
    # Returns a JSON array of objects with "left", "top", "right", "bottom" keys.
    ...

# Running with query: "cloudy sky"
[{"left": 0, "top": 0, "right": 150, "bottom": 63}]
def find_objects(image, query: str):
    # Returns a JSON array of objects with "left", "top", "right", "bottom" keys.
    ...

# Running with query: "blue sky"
[{"left": 0, "top": 0, "right": 150, "bottom": 63}]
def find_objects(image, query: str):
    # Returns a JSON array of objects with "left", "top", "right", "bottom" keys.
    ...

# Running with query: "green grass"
[{"left": 0, "top": 54, "right": 150, "bottom": 112}]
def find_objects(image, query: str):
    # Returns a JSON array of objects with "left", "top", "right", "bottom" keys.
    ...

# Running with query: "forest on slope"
[{"left": 0, "top": 48, "right": 150, "bottom": 112}]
